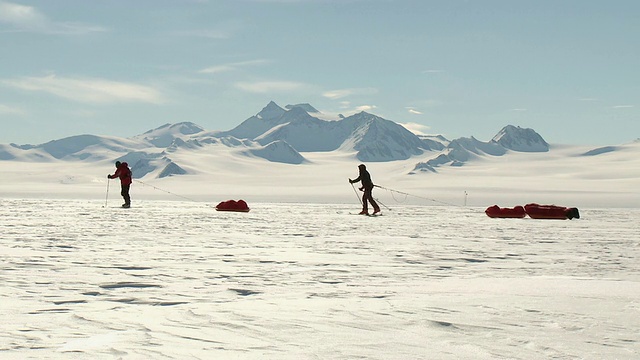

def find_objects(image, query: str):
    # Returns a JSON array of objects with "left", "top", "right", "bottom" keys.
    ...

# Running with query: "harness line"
[
  {"left": 135, "top": 179, "right": 212, "bottom": 206},
  {"left": 374, "top": 184, "right": 462, "bottom": 207}
]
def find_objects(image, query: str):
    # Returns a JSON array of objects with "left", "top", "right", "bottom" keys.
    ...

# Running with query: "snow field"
[{"left": 1, "top": 199, "right": 639, "bottom": 359}]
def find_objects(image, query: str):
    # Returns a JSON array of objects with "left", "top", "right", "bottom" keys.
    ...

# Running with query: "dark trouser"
[
  {"left": 121, "top": 184, "right": 131, "bottom": 205},
  {"left": 362, "top": 186, "right": 379, "bottom": 212}
]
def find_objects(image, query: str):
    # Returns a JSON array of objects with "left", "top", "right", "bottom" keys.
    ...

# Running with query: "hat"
[
  {"left": 115, "top": 161, "right": 121, "bottom": 167},
  {"left": 358, "top": 164, "right": 366, "bottom": 169}
]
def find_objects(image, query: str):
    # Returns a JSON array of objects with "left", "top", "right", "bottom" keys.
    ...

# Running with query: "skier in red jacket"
[{"left": 108, "top": 161, "right": 132, "bottom": 208}]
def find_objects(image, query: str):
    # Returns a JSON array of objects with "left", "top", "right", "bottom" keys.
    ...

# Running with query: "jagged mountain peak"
[
  {"left": 349, "top": 111, "right": 382, "bottom": 121},
  {"left": 412, "top": 125, "right": 550, "bottom": 174},
  {"left": 280, "top": 105, "right": 317, "bottom": 120},
  {"left": 248, "top": 106, "right": 428, "bottom": 161},
  {"left": 227, "top": 102, "right": 319, "bottom": 140},
  {"left": 339, "top": 112, "right": 428, "bottom": 161},
  {"left": 142, "top": 122, "right": 204, "bottom": 136},
  {"left": 257, "top": 101, "right": 286, "bottom": 120},
  {"left": 491, "top": 125, "right": 549, "bottom": 152},
  {"left": 449, "top": 136, "right": 507, "bottom": 157},
  {"left": 247, "top": 140, "right": 306, "bottom": 165},
  {"left": 136, "top": 122, "right": 205, "bottom": 148}
]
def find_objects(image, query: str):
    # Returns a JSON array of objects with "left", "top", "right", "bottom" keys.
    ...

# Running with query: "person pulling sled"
[
  {"left": 349, "top": 164, "right": 380, "bottom": 215},
  {"left": 108, "top": 161, "right": 132, "bottom": 208}
]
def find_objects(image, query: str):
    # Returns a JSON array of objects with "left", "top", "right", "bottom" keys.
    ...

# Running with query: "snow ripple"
[{"left": 0, "top": 199, "right": 639, "bottom": 359}]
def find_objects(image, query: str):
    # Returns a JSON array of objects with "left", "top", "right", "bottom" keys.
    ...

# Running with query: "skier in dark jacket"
[
  {"left": 108, "top": 161, "right": 132, "bottom": 208},
  {"left": 349, "top": 164, "right": 380, "bottom": 215}
]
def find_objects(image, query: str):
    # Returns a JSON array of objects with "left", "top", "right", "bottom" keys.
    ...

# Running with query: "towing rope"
[
  {"left": 374, "top": 185, "right": 462, "bottom": 207},
  {"left": 134, "top": 179, "right": 211, "bottom": 205}
]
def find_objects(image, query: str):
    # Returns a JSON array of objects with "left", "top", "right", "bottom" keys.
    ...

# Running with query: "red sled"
[
  {"left": 485, "top": 205, "right": 526, "bottom": 218},
  {"left": 524, "top": 203, "right": 579, "bottom": 220},
  {"left": 215, "top": 199, "right": 250, "bottom": 213}
]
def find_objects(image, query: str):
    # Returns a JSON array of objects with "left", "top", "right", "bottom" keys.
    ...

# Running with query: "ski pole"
[
  {"left": 103, "top": 178, "right": 110, "bottom": 208},
  {"left": 374, "top": 196, "right": 391, "bottom": 211},
  {"left": 350, "top": 182, "right": 363, "bottom": 205}
]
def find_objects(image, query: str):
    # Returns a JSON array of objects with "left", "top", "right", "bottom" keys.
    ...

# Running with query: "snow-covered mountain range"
[
  {"left": 411, "top": 125, "right": 549, "bottom": 173},
  {"left": 1, "top": 101, "right": 559, "bottom": 179},
  {"left": 1, "top": 101, "right": 639, "bottom": 207}
]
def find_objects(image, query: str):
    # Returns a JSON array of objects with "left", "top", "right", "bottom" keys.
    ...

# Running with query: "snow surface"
[{"left": 1, "top": 199, "right": 639, "bottom": 359}]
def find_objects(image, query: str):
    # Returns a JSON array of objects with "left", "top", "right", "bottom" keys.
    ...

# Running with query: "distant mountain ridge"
[
  {"left": 135, "top": 122, "right": 206, "bottom": 148},
  {"left": 235, "top": 104, "right": 436, "bottom": 161},
  {"left": 411, "top": 125, "right": 550, "bottom": 173},
  {"left": 0, "top": 101, "right": 589, "bottom": 179},
  {"left": 492, "top": 125, "right": 549, "bottom": 152}
]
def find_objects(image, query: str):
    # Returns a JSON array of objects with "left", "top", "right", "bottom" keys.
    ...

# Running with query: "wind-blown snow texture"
[{"left": 1, "top": 200, "right": 639, "bottom": 359}]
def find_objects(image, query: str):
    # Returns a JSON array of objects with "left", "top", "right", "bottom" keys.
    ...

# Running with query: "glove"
[
  {"left": 348, "top": 178, "right": 353, "bottom": 183},
  {"left": 107, "top": 175, "right": 111, "bottom": 179}
]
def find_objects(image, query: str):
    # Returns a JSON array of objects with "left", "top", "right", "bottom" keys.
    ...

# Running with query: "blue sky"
[{"left": 0, "top": 0, "right": 638, "bottom": 145}]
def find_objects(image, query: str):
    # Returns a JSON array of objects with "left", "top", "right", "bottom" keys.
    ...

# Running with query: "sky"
[{"left": 0, "top": 0, "right": 638, "bottom": 146}]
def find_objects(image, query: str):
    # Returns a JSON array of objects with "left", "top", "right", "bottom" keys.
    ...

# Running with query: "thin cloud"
[
  {"left": 322, "top": 87, "right": 377, "bottom": 100},
  {"left": 323, "top": 89, "right": 352, "bottom": 99},
  {"left": 238, "top": 0, "right": 312, "bottom": 2},
  {"left": 354, "top": 105, "right": 376, "bottom": 112},
  {"left": 235, "top": 80, "right": 305, "bottom": 93},
  {"left": 0, "top": 1, "right": 106, "bottom": 34},
  {"left": 400, "top": 122, "right": 431, "bottom": 135},
  {"left": 0, "top": 103, "right": 25, "bottom": 115},
  {"left": 322, "top": 103, "right": 376, "bottom": 118},
  {"left": 612, "top": 105, "right": 634, "bottom": 109},
  {"left": 422, "top": 69, "right": 445, "bottom": 74},
  {"left": 2, "top": 74, "right": 165, "bottom": 104},
  {"left": 243, "top": 0, "right": 373, "bottom": 3},
  {"left": 200, "top": 59, "right": 270, "bottom": 74},
  {"left": 406, "top": 107, "right": 423, "bottom": 115},
  {"left": 174, "top": 19, "right": 244, "bottom": 40},
  {"left": 0, "top": 1, "right": 46, "bottom": 29},
  {"left": 175, "top": 29, "right": 230, "bottom": 40}
]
